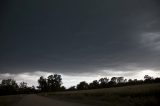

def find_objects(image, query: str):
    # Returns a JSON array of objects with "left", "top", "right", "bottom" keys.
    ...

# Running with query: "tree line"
[
  {"left": 37, "top": 74, "right": 65, "bottom": 92},
  {"left": 0, "top": 74, "right": 160, "bottom": 95},
  {"left": 0, "top": 79, "right": 36, "bottom": 96},
  {"left": 69, "top": 75, "right": 160, "bottom": 91}
]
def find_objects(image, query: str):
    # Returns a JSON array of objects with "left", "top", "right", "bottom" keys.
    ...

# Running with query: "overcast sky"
[{"left": 0, "top": 0, "right": 160, "bottom": 87}]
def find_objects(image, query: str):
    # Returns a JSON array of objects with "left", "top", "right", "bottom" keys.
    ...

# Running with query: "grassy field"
[
  {"left": 42, "top": 83, "right": 160, "bottom": 106},
  {"left": 0, "top": 95, "right": 24, "bottom": 106}
]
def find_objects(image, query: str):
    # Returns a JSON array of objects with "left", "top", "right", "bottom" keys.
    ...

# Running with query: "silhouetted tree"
[
  {"left": 38, "top": 76, "right": 48, "bottom": 92},
  {"left": 18, "top": 82, "right": 28, "bottom": 94},
  {"left": 0, "top": 79, "right": 18, "bottom": 95},
  {"left": 68, "top": 86, "right": 76, "bottom": 91},
  {"left": 132, "top": 79, "right": 138, "bottom": 85},
  {"left": 19, "top": 82, "right": 27, "bottom": 89},
  {"left": 60, "top": 86, "right": 66, "bottom": 91},
  {"left": 117, "top": 77, "right": 124, "bottom": 83},
  {"left": 124, "top": 79, "right": 127, "bottom": 83},
  {"left": 111, "top": 77, "right": 117, "bottom": 83},
  {"left": 99, "top": 78, "right": 109, "bottom": 88},
  {"left": 154, "top": 77, "right": 160, "bottom": 83},
  {"left": 31, "top": 85, "right": 35, "bottom": 90},
  {"left": 47, "top": 74, "right": 62, "bottom": 91},
  {"left": 108, "top": 77, "right": 117, "bottom": 86},
  {"left": 128, "top": 79, "right": 133, "bottom": 83},
  {"left": 89, "top": 80, "right": 99, "bottom": 89},
  {"left": 77, "top": 81, "right": 89, "bottom": 90},
  {"left": 144, "top": 75, "right": 153, "bottom": 83},
  {"left": 1, "top": 73, "right": 160, "bottom": 96},
  {"left": 128, "top": 79, "right": 139, "bottom": 85},
  {"left": 1, "top": 79, "right": 18, "bottom": 88}
]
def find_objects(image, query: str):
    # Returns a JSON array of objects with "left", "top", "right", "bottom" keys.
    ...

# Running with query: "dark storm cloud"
[{"left": 0, "top": 0, "right": 160, "bottom": 74}]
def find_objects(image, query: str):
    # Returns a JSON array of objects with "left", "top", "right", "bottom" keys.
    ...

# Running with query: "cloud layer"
[{"left": 0, "top": 0, "right": 160, "bottom": 77}]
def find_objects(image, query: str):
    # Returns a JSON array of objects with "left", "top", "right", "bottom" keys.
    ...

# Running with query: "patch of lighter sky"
[{"left": 0, "top": 70, "right": 160, "bottom": 88}]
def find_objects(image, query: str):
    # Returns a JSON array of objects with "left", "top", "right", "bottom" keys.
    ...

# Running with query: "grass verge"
[{"left": 41, "top": 83, "right": 160, "bottom": 106}]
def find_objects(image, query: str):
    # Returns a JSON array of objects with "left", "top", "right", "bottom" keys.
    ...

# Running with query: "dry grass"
[{"left": 43, "top": 83, "right": 160, "bottom": 106}]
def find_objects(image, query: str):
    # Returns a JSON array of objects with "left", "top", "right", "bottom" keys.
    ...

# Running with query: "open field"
[
  {"left": 0, "top": 94, "right": 90, "bottom": 106},
  {"left": 42, "top": 83, "right": 160, "bottom": 106},
  {"left": 0, "top": 83, "right": 160, "bottom": 106},
  {"left": 0, "top": 95, "right": 24, "bottom": 106}
]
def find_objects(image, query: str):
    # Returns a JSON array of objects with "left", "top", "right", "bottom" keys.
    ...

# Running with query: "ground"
[
  {"left": 0, "top": 83, "right": 160, "bottom": 106},
  {"left": 43, "top": 83, "right": 160, "bottom": 106},
  {"left": 11, "top": 94, "right": 90, "bottom": 106}
]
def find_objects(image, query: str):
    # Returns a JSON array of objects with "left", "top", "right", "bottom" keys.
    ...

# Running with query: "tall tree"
[
  {"left": 38, "top": 76, "right": 48, "bottom": 92},
  {"left": 47, "top": 74, "right": 62, "bottom": 91}
]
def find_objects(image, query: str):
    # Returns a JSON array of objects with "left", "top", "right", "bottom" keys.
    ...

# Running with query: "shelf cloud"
[{"left": 0, "top": 0, "right": 160, "bottom": 86}]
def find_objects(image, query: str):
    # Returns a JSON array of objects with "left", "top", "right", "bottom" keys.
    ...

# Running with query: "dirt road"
[{"left": 12, "top": 94, "right": 90, "bottom": 106}]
